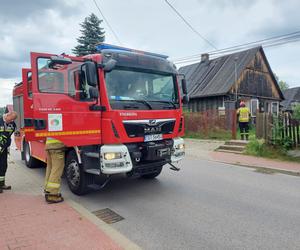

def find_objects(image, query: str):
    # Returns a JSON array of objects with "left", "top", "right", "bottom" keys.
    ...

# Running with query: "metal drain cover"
[{"left": 92, "top": 208, "right": 124, "bottom": 224}]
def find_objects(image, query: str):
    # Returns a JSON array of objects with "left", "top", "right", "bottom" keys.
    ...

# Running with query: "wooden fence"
[
  {"left": 184, "top": 109, "right": 237, "bottom": 139},
  {"left": 256, "top": 112, "right": 300, "bottom": 148}
]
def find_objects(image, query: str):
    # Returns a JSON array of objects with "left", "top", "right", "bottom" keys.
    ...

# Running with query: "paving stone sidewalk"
[
  {"left": 210, "top": 151, "right": 300, "bottom": 175},
  {"left": 185, "top": 138, "right": 300, "bottom": 175},
  {"left": 0, "top": 193, "right": 123, "bottom": 250},
  {"left": 0, "top": 152, "right": 140, "bottom": 250}
]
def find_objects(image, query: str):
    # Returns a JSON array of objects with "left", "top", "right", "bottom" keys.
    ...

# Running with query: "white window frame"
[
  {"left": 250, "top": 99, "right": 259, "bottom": 117},
  {"left": 271, "top": 102, "right": 279, "bottom": 116}
]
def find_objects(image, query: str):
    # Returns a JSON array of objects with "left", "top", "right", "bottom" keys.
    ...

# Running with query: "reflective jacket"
[
  {"left": 0, "top": 117, "right": 16, "bottom": 154},
  {"left": 237, "top": 107, "right": 250, "bottom": 122}
]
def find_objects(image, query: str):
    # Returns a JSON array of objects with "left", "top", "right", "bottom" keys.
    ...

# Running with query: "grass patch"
[{"left": 245, "top": 139, "right": 300, "bottom": 163}]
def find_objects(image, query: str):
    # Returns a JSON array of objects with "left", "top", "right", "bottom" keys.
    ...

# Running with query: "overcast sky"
[{"left": 1, "top": 0, "right": 300, "bottom": 106}]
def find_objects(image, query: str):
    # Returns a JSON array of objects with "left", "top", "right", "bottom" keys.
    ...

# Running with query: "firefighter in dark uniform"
[
  {"left": 237, "top": 101, "right": 251, "bottom": 140},
  {"left": 0, "top": 111, "right": 17, "bottom": 193}
]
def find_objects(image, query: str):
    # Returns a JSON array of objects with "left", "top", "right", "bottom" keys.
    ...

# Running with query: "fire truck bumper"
[
  {"left": 100, "top": 145, "right": 133, "bottom": 174},
  {"left": 171, "top": 137, "right": 185, "bottom": 163}
]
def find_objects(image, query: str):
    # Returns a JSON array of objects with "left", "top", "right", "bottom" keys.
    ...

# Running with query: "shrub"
[
  {"left": 245, "top": 139, "right": 266, "bottom": 156},
  {"left": 292, "top": 103, "right": 300, "bottom": 121}
]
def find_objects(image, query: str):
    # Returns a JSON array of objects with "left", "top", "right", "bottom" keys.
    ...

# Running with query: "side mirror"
[
  {"left": 182, "top": 95, "right": 189, "bottom": 104},
  {"left": 89, "top": 87, "right": 99, "bottom": 99},
  {"left": 48, "top": 56, "right": 72, "bottom": 69},
  {"left": 182, "top": 78, "right": 188, "bottom": 95},
  {"left": 81, "top": 62, "right": 97, "bottom": 87},
  {"left": 103, "top": 59, "right": 117, "bottom": 72}
]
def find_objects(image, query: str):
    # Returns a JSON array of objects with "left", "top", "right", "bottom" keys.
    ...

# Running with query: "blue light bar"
[{"left": 96, "top": 43, "right": 168, "bottom": 59}]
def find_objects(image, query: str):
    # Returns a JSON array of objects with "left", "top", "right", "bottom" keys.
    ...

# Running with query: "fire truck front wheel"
[
  {"left": 23, "top": 141, "right": 39, "bottom": 168},
  {"left": 65, "top": 151, "right": 89, "bottom": 195}
]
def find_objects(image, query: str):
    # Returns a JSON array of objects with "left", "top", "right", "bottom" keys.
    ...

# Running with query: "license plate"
[{"left": 144, "top": 134, "right": 163, "bottom": 142}]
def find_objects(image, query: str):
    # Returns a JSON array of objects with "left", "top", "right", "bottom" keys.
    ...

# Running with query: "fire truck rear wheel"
[
  {"left": 23, "top": 141, "right": 39, "bottom": 168},
  {"left": 66, "top": 151, "right": 89, "bottom": 195},
  {"left": 141, "top": 165, "right": 163, "bottom": 179}
]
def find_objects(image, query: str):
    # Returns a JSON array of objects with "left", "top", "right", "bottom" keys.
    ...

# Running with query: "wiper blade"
[
  {"left": 117, "top": 99, "right": 153, "bottom": 109},
  {"left": 149, "top": 100, "right": 177, "bottom": 109}
]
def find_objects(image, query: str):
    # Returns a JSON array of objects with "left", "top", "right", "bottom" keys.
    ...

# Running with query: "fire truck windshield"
[{"left": 105, "top": 68, "right": 179, "bottom": 110}]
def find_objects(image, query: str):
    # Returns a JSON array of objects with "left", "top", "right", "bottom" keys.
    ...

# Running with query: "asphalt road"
[{"left": 9, "top": 149, "right": 300, "bottom": 250}]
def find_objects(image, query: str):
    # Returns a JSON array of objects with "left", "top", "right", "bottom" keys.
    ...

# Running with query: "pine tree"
[{"left": 73, "top": 13, "right": 105, "bottom": 56}]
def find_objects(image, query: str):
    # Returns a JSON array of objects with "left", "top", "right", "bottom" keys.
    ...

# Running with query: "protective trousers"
[
  {"left": 239, "top": 122, "right": 249, "bottom": 140},
  {"left": 0, "top": 148, "right": 8, "bottom": 187},
  {"left": 44, "top": 142, "right": 65, "bottom": 195}
]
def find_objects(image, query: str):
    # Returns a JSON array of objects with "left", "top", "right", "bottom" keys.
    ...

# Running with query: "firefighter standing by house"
[
  {"left": 44, "top": 137, "right": 65, "bottom": 203},
  {"left": 237, "top": 101, "right": 251, "bottom": 140},
  {"left": 0, "top": 111, "right": 17, "bottom": 193}
]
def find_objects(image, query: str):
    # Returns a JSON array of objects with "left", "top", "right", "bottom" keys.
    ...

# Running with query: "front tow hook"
[{"left": 169, "top": 163, "right": 180, "bottom": 171}]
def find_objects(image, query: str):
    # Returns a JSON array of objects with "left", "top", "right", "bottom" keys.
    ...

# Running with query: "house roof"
[
  {"left": 178, "top": 46, "right": 284, "bottom": 100},
  {"left": 281, "top": 87, "right": 300, "bottom": 111}
]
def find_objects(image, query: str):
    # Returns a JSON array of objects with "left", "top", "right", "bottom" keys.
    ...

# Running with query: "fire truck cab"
[{"left": 13, "top": 44, "right": 187, "bottom": 195}]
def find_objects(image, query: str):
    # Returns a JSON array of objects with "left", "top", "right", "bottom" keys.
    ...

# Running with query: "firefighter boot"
[
  {"left": 45, "top": 193, "right": 64, "bottom": 204},
  {"left": 1, "top": 181, "right": 11, "bottom": 190}
]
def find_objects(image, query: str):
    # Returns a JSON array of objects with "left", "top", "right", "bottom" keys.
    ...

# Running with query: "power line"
[
  {"left": 173, "top": 31, "right": 300, "bottom": 64},
  {"left": 174, "top": 31, "right": 300, "bottom": 62},
  {"left": 164, "top": 0, "right": 217, "bottom": 50},
  {"left": 92, "top": 0, "right": 123, "bottom": 45}
]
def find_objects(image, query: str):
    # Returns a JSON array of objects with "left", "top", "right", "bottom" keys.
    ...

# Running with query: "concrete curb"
[
  {"left": 67, "top": 200, "right": 141, "bottom": 250},
  {"left": 213, "top": 159, "right": 300, "bottom": 177}
]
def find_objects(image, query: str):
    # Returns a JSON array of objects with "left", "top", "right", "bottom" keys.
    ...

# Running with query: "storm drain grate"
[{"left": 92, "top": 208, "right": 124, "bottom": 224}]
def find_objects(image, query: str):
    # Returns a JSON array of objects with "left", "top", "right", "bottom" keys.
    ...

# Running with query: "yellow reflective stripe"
[
  {"left": 0, "top": 176, "right": 5, "bottom": 181},
  {"left": 46, "top": 182, "right": 60, "bottom": 189},
  {"left": 46, "top": 139, "right": 61, "bottom": 144},
  {"left": 24, "top": 128, "right": 34, "bottom": 132},
  {"left": 35, "top": 130, "right": 101, "bottom": 137}
]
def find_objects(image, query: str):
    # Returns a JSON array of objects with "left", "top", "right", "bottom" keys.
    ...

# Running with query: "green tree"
[
  {"left": 292, "top": 103, "right": 300, "bottom": 120},
  {"left": 278, "top": 80, "right": 289, "bottom": 92},
  {"left": 274, "top": 73, "right": 289, "bottom": 92},
  {"left": 72, "top": 13, "right": 105, "bottom": 56}
]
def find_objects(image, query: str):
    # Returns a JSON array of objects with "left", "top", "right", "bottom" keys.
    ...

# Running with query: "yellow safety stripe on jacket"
[
  {"left": 0, "top": 129, "right": 14, "bottom": 132},
  {"left": 0, "top": 176, "right": 5, "bottom": 181},
  {"left": 46, "top": 137, "right": 62, "bottom": 144},
  {"left": 46, "top": 182, "right": 60, "bottom": 189},
  {"left": 238, "top": 107, "right": 250, "bottom": 122}
]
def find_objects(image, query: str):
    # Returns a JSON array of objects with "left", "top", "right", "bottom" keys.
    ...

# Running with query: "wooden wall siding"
[
  {"left": 189, "top": 96, "right": 224, "bottom": 112},
  {"left": 230, "top": 51, "right": 281, "bottom": 100}
]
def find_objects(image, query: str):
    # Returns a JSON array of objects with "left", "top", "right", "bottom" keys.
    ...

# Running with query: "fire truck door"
[
  {"left": 30, "top": 52, "right": 102, "bottom": 146},
  {"left": 22, "top": 69, "right": 35, "bottom": 141}
]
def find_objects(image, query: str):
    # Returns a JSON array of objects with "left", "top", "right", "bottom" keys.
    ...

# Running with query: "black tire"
[
  {"left": 65, "top": 151, "right": 89, "bottom": 195},
  {"left": 23, "top": 141, "right": 40, "bottom": 168},
  {"left": 141, "top": 165, "right": 163, "bottom": 179}
]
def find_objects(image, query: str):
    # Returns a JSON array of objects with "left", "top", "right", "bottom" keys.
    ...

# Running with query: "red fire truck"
[{"left": 13, "top": 44, "right": 187, "bottom": 195}]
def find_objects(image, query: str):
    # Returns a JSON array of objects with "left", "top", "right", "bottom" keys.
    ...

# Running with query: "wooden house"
[
  {"left": 179, "top": 46, "right": 284, "bottom": 117},
  {"left": 282, "top": 87, "right": 300, "bottom": 112}
]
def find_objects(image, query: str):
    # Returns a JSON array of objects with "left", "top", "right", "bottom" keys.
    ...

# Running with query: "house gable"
[{"left": 230, "top": 49, "right": 283, "bottom": 100}]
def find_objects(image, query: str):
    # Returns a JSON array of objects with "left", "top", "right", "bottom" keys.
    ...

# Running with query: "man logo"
[{"left": 149, "top": 120, "right": 157, "bottom": 126}]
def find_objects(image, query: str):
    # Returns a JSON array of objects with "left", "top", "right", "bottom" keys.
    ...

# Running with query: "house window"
[
  {"left": 250, "top": 99, "right": 259, "bottom": 117},
  {"left": 271, "top": 102, "right": 279, "bottom": 116}
]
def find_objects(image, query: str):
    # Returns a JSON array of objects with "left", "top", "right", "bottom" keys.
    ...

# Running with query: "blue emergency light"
[{"left": 96, "top": 43, "right": 168, "bottom": 59}]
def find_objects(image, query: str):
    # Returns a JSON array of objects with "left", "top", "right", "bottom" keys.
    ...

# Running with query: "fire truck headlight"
[
  {"left": 176, "top": 143, "right": 185, "bottom": 150},
  {"left": 104, "top": 152, "right": 122, "bottom": 160}
]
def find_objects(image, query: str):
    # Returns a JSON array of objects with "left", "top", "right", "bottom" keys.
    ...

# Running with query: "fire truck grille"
[{"left": 123, "top": 120, "right": 175, "bottom": 138}]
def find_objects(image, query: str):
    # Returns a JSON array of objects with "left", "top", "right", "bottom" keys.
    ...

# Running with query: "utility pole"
[{"left": 234, "top": 56, "right": 238, "bottom": 102}]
